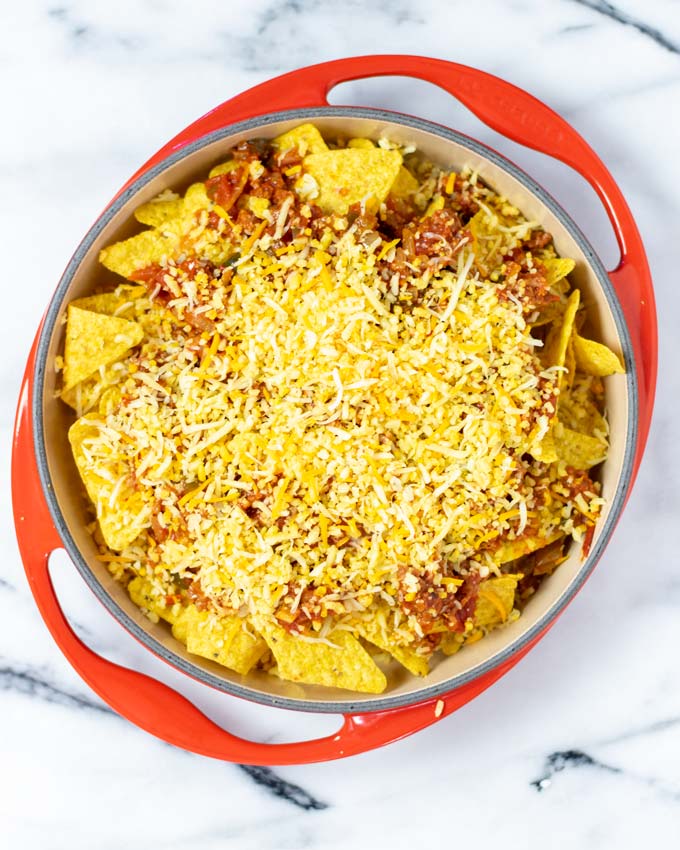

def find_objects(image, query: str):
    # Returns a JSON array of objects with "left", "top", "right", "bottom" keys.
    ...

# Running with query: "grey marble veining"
[{"left": 2, "top": 0, "right": 679, "bottom": 846}]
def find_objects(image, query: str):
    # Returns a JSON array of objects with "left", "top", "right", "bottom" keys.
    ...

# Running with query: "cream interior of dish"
[{"left": 40, "top": 114, "right": 631, "bottom": 707}]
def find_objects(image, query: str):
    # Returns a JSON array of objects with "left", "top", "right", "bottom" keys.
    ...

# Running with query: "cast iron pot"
[{"left": 13, "top": 56, "right": 657, "bottom": 765}]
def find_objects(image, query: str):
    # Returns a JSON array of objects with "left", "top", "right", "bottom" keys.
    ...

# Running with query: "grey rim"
[{"left": 33, "top": 106, "right": 638, "bottom": 714}]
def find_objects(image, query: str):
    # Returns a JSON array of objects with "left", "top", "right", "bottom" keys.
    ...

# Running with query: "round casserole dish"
[{"left": 13, "top": 56, "right": 657, "bottom": 764}]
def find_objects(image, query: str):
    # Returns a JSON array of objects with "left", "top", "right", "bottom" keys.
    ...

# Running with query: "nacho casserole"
[{"left": 59, "top": 123, "right": 624, "bottom": 693}]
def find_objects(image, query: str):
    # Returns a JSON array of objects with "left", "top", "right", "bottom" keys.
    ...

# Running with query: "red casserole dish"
[{"left": 12, "top": 56, "right": 657, "bottom": 764}]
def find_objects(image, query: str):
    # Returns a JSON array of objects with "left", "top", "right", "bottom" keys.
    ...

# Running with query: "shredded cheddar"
[{"left": 63, "top": 126, "right": 613, "bottom": 693}]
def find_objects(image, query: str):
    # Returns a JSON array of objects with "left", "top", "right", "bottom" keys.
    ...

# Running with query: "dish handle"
[
  {"left": 132, "top": 55, "right": 655, "bottom": 471},
  {"left": 13, "top": 334, "right": 517, "bottom": 765}
]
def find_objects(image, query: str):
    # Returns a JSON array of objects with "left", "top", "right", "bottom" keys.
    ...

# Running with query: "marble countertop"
[{"left": 2, "top": 0, "right": 679, "bottom": 846}]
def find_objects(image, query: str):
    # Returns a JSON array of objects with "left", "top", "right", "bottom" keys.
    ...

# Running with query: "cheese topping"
[{"left": 68, "top": 135, "right": 606, "bottom": 659}]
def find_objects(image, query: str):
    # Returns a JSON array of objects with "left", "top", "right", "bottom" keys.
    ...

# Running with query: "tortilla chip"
[
  {"left": 390, "top": 165, "right": 419, "bottom": 198},
  {"left": 302, "top": 148, "right": 402, "bottom": 215},
  {"left": 183, "top": 182, "right": 211, "bottom": 214},
  {"left": 100, "top": 181, "right": 219, "bottom": 278},
  {"left": 353, "top": 611, "right": 429, "bottom": 677},
  {"left": 63, "top": 306, "right": 143, "bottom": 390},
  {"left": 542, "top": 289, "right": 580, "bottom": 380},
  {"left": 530, "top": 300, "right": 565, "bottom": 328},
  {"left": 564, "top": 332, "right": 576, "bottom": 391},
  {"left": 68, "top": 415, "right": 151, "bottom": 550},
  {"left": 554, "top": 422, "right": 607, "bottom": 469},
  {"left": 172, "top": 605, "right": 266, "bottom": 675},
  {"left": 474, "top": 575, "right": 520, "bottom": 628},
  {"left": 128, "top": 577, "right": 183, "bottom": 625},
  {"left": 492, "top": 531, "right": 562, "bottom": 565},
  {"left": 273, "top": 123, "right": 328, "bottom": 156},
  {"left": 543, "top": 257, "right": 575, "bottom": 290},
  {"left": 134, "top": 198, "right": 184, "bottom": 227},
  {"left": 71, "top": 285, "right": 147, "bottom": 318},
  {"left": 99, "top": 228, "right": 181, "bottom": 279},
  {"left": 530, "top": 427, "right": 558, "bottom": 463},
  {"left": 440, "top": 633, "right": 464, "bottom": 656},
  {"left": 347, "top": 138, "right": 375, "bottom": 150},
  {"left": 573, "top": 333, "right": 624, "bottom": 376},
  {"left": 71, "top": 285, "right": 163, "bottom": 340},
  {"left": 171, "top": 612, "right": 190, "bottom": 644},
  {"left": 98, "top": 386, "right": 123, "bottom": 415},
  {"left": 61, "top": 360, "right": 129, "bottom": 413},
  {"left": 260, "top": 623, "right": 387, "bottom": 693},
  {"left": 530, "top": 287, "right": 581, "bottom": 462},
  {"left": 558, "top": 377, "right": 608, "bottom": 438}
]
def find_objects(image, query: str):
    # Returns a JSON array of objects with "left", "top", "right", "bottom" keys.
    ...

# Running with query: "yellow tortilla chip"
[
  {"left": 183, "top": 181, "right": 211, "bottom": 214},
  {"left": 474, "top": 575, "right": 520, "bottom": 628},
  {"left": 71, "top": 285, "right": 162, "bottom": 339},
  {"left": 542, "top": 289, "right": 580, "bottom": 380},
  {"left": 172, "top": 605, "right": 267, "bottom": 675},
  {"left": 99, "top": 228, "right": 180, "bottom": 279},
  {"left": 128, "top": 577, "right": 183, "bottom": 625},
  {"left": 60, "top": 360, "right": 128, "bottom": 413},
  {"left": 530, "top": 300, "right": 564, "bottom": 328},
  {"left": 530, "top": 288, "right": 581, "bottom": 462},
  {"left": 63, "top": 306, "right": 143, "bottom": 390},
  {"left": 273, "top": 123, "right": 328, "bottom": 156},
  {"left": 347, "top": 138, "right": 375, "bottom": 150},
  {"left": 558, "top": 377, "right": 608, "bottom": 438},
  {"left": 573, "top": 333, "right": 624, "bottom": 376},
  {"left": 543, "top": 257, "right": 575, "bottom": 290},
  {"left": 530, "top": 427, "right": 558, "bottom": 463},
  {"left": 440, "top": 633, "right": 464, "bottom": 656},
  {"left": 302, "top": 148, "right": 402, "bottom": 215},
  {"left": 71, "top": 285, "right": 147, "bottom": 318},
  {"left": 134, "top": 198, "right": 184, "bottom": 227},
  {"left": 68, "top": 415, "right": 151, "bottom": 550},
  {"left": 352, "top": 611, "right": 429, "bottom": 677},
  {"left": 260, "top": 623, "right": 387, "bottom": 693},
  {"left": 554, "top": 422, "right": 607, "bottom": 469},
  {"left": 492, "top": 530, "right": 562, "bottom": 565},
  {"left": 564, "top": 332, "right": 576, "bottom": 391},
  {"left": 100, "top": 180, "right": 227, "bottom": 278},
  {"left": 98, "top": 386, "right": 123, "bottom": 415},
  {"left": 390, "top": 165, "right": 419, "bottom": 198},
  {"left": 171, "top": 612, "right": 190, "bottom": 644}
]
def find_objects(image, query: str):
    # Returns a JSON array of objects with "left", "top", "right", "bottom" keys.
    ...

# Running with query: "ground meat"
[
  {"left": 381, "top": 194, "right": 418, "bottom": 236},
  {"left": 131, "top": 258, "right": 217, "bottom": 295},
  {"left": 249, "top": 169, "right": 287, "bottom": 201},
  {"left": 497, "top": 248, "right": 558, "bottom": 312},
  {"left": 231, "top": 139, "right": 270, "bottom": 162},
  {"left": 234, "top": 206, "right": 260, "bottom": 234},
  {"left": 275, "top": 586, "right": 325, "bottom": 633},
  {"left": 447, "top": 177, "right": 480, "bottom": 221},
  {"left": 524, "top": 229, "right": 553, "bottom": 251},
  {"left": 398, "top": 567, "right": 481, "bottom": 634},
  {"left": 186, "top": 579, "right": 211, "bottom": 611},
  {"left": 414, "top": 208, "right": 463, "bottom": 254},
  {"left": 272, "top": 147, "right": 303, "bottom": 170}
]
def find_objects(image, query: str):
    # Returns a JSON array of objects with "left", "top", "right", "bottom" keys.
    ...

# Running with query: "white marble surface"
[{"left": 2, "top": 0, "right": 679, "bottom": 846}]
